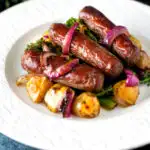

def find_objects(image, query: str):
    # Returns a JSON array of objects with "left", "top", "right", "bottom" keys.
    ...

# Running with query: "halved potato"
[
  {"left": 26, "top": 76, "right": 52, "bottom": 103},
  {"left": 16, "top": 74, "right": 34, "bottom": 86},
  {"left": 136, "top": 50, "right": 150, "bottom": 69},
  {"left": 72, "top": 92, "right": 100, "bottom": 118},
  {"left": 113, "top": 80, "right": 139, "bottom": 107},
  {"left": 129, "top": 35, "right": 142, "bottom": 50},
  {"left": 44, "top": 84, "right": 69, "bottom": 113}
]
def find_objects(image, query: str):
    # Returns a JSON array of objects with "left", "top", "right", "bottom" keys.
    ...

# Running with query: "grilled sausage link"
[
  {"left": 21, "top": 50, "right": 43, "bottom": 74},
  {"left": 21, "top": 50, "right": 104, "bottom": 92},
  {"left": 49, "top": 23, "right": 123, "bottom": 77},
  {"left": 79, "top": 6, "right": 140, "bottom": 66}
]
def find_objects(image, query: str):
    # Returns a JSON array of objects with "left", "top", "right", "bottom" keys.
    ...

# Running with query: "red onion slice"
[
  {"left": 124, "top": 69, "right": 133, "bottom": 76},
  {"left": 62, "top": 89, "right": 75, "bottom": 118},
  {"left": 62, "top": 22, "right": 79, "bottom": 54},
  {"left": 104, "top": 26, "right": 129, "bottom": 46},
  {"left": 44, "top": 58, "right": 79, "bottom": 80},
  {"left": 56, "top": 58, "right": 79, "bottom": 75},
  {"left": 43, "top": 35, "right": 49, "bottom": 39},
  {"left": 124, "top": 69, "right": 139, "bottom": 87},
  {"left": 43, "top": 35, "right": 50, "bottom": 42}
]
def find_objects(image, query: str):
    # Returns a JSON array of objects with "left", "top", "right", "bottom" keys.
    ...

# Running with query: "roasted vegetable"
[
  {"left": 16, "top": 74, "right": 34, "bottom": 86},
  {"left": 26, "top": 76, "right": 52, "bottom": 103},
  {"left": 129, "top": 35, "right": 150, "bottom": 69},
  {"left": 44, "top": 83, "right": 75, "bottom": 118},
  {"left": 44, "top": 84, "right": 68, "bottom": 113},
  {"left": 16, "top": 74, "right": 45, "bottom": 86},
  {"left": 129, "top": 35, "right": 142, "bottom": 50},
  {"left": 98, "top": 97, "right": 117, "bottom": 110},
  {"left": 113, "top": 80, "right": 139, "bottom": 107},
  {"left": 136, "top": 50, "right": 150, "bottom": 70},
  {"left": 72, "top": 92, "right": 100, "bottom": 118}
]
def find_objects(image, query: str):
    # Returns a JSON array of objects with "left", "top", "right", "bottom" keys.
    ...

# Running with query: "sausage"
[
  {"left": 49, "top": 23, "right": 123, "bottom": 77},
  {"left": 79, "top": 6, "right": 140, "bottom": 66},
  {"left": 21, "top": 50, "right": 104, "bottom": 92},
  {"left": 21, "top": 50, "right": 43, "bottom": 73},
  {"left": 56, "top": 64, "right": 104, "bottom": 92}
]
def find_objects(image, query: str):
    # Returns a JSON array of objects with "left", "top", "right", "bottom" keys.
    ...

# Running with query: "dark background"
[
  {"left": 0, "top": 0, "right": 150, "bottom": 12},
  {"left": 0, "top": 0, "right": 150, "bottom": 150}
]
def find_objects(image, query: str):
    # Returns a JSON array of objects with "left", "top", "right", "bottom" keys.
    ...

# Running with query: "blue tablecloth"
[{"left": 0, "top": 133, "right": 37, "bottom": 150}]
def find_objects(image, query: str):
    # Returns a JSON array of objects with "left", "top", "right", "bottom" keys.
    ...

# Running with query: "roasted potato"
[
  {"left": 129, "top": 35, "right": 150, "bottom": 69},
  {"left": 26, "top": 76, "right": 52, "bottom": 103},
  {"left": 16, "top": 74, "right": 34, "bottom": 86},
  {"left": 113, "top": 80, "right": 139, "bottom": 107},
  {"left": 129, "top": 35, "right": 142, "bottom": 50},
  {"left": 136, "top": 50, "right": 150, "bottom": 69},
  {"left": 72, "top": 92, "right": 100, "bottom": 118},
  {"left": 44, "top": 84, "right": 69, "bottom": 113}
]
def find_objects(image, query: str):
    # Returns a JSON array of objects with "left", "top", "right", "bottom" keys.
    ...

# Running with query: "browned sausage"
[
  {"left": 56, "top": 64, "right": 103, "bottom": 92},
  {"left": 21, "top": 50, "right": 43, "bottom": 74},
  {"left": 49, "top": 23, "right": 123, "bottom": 77},
  {"left": 79, "top": 6, "right": 140, "bottom": 66},
  {"left": 21, "top": 50, "right": 104, "bottom": 92}
]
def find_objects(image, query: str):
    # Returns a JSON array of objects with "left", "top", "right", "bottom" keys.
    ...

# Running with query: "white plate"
[{"left": 0, "top": 0, "right": 150, "bottom": 149}]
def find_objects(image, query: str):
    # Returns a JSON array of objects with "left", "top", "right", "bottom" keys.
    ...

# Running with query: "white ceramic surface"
[{"left": 1, "top": 0, "right": 150, "bottom": 149}]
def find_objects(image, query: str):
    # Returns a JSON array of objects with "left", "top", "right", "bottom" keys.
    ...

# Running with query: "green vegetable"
[
  {"left": 96, "top": 85, "right": 114, "bottom": 110},
  {"left": 98, "top": 96, "right": 117, "bottom": 110},
  {"left": 140, "top": 70, "right": 150, "bottom": 86},
  {"left": 25, "top": 37, "right": 63, "bottom": 54},
  {"left": 84, "top": 29, "right": 98, "bottom": 42},
  {"left": 25, "top": 38, "right": 43, "bottom": 52},
  {"left": 66, "top": 17, "right": 81, "bottom": 28},
  {"left": 66, "top": 17, "right": 98, "bottom": 42},
  {"left": 96, "top": 85, "right": 113, "bottom": 97}
]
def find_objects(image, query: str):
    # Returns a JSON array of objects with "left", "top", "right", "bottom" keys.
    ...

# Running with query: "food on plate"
[
  {"left": 136, "top": 50, "right": 150, "bottom": 70},
  {"left": 79, "top": 6, "right": 141, "bottom": 66},
  {"left": 98, "top": 97, "right": 117, "bottom": 110},
  {"left": 21, "top": 50, "right": 104, "bottom": 92},
  {"left": 16, "top": 74, "right": 37, "bottom": 86},
  {"left": 21, "top": 50, "right": 43, "bottom": 73},
  {"left": 140, "top": 70, "right": 150, "bottom": 86},
  {"left": 26, "top": 76, "right": 52, "bottom": 103},
  {"left": 17, "top": 6, "right": 150, "bottom": 118},
  {"left": 44, "top": 83, "right": 75, "bottom": 117},
  {"left": 49, "top": 23, "right": 123, "bottom": 77},
  {"left": 72, "top": 92, "right": 100, "bottom": 118},
  {"left": 113, "top": 80, "right": 139, "bottom": 107},
  {"left": 129, "top": 35, "right": 142, "bottom": 50}
]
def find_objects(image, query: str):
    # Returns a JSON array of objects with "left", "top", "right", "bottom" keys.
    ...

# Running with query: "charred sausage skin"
[
  {"left": 49, "top": 23, "right": 123, "bottom": 77},
  {"left": 79, "top": 6, "right": 140, "bottom": 65},
  {"left": 21, "top": 50, "right": 104, "bottom": 92}
]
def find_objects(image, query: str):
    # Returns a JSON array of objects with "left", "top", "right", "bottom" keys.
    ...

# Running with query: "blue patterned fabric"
[{"left": 0, "top": 133, "right": 37, "bottom": 150}]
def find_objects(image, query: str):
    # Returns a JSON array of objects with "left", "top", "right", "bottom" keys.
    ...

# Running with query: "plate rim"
[{"left": 1, "top": 0, "right": 150, "bottom": 149}]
